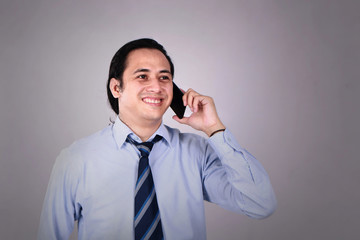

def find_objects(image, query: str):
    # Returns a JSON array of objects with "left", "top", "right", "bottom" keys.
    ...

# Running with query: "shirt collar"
[{"left": 112, "top": 116, "right": 172, "bottom": 149}]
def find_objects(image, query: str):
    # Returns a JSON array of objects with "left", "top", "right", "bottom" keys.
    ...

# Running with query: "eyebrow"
[{"left": 133, "top": 68, "right": 171, "bottom": 74}]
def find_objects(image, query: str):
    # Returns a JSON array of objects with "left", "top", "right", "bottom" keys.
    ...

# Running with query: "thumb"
[{"left": 172, "top": 115, "right": 190, "bottom": 125}]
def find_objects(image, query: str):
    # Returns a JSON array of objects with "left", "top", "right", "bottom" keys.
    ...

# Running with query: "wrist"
[
  {"left": 205, "top": 122, "right": 226, "bottom": 137},
  {"left": 209, "top": 128, "right": 226, "bottom": 137}
]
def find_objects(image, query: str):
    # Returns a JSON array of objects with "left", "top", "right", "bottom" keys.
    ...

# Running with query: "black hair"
[{"left": 106, "top": 38, "right": 175, "bottom": 114}]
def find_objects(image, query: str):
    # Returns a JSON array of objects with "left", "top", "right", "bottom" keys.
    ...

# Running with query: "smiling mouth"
[{"left": 142, "top": 97, "right": 163, "bottom": 105}]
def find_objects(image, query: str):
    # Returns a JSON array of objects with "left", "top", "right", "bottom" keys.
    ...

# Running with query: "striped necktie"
[{"left": 128, "top": 135, "right": 164, "bottom": 240}]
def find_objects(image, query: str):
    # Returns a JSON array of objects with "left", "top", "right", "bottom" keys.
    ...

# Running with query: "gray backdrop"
[{"left": 1, "top": 0, "right": 359, "bottom": 239}]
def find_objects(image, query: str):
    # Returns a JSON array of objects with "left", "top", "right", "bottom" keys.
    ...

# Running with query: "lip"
[{"left": 142, "top": 97, "right": 164, "bottom": 106}]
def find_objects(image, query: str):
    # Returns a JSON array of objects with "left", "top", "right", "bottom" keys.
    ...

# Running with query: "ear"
[{"left": 109, "top": 78, "right": 121, "bottom": 98}]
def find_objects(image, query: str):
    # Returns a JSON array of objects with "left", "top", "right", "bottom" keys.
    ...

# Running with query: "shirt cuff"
[{"left": 208, "top": 128, "right": 243, "bottom": 158}]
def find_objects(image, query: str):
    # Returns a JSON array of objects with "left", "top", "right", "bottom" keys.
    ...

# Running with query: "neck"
[{"left": 119, "top": 116, "right": 162, "bottom": 142}]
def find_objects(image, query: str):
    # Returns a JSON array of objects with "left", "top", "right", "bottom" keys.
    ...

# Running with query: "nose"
[{"left": 146, "top": 78, "right": 161, "bottom": 93}]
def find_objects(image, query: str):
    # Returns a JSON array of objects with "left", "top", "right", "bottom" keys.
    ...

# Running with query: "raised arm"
[{"left": 173, "top": 88, "right": 277, "bottom": 218}]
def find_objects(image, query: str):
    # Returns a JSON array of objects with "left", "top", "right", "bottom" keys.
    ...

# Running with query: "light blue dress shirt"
[{"left": 38, "top": 117, "right": 277, "bottom": 240}]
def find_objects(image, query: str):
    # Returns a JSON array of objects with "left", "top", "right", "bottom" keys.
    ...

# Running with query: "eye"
[
  {"left": 137, "top": 74, "right": 147, "bottom": 79},
  {"left": 159, "top": 75, "right": 171, "bottom": 81}
]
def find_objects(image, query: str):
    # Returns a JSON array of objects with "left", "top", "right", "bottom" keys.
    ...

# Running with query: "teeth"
[{"left": 143, "top": 98, "right": 161, "bottom": 104}]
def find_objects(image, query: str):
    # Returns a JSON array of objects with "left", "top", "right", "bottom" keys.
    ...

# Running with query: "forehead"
[{"left": 125, "top": 48, "right": 170, "bottom": 70}]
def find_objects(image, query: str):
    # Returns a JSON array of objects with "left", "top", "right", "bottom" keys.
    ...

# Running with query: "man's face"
[{"left": 118, "top": 48, "right": 173, "bottom": 127}]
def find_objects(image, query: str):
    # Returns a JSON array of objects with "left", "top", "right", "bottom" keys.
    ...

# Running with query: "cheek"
[
  {"left": 166, "top": 84, "right": 173, "bottom": 98},
  {"left": 120, "top": 85, "right": 140, "bottom": 99}
]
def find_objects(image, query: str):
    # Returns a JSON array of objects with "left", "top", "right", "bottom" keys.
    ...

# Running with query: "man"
[{"left": 38, "top": 38, "right": 276, "bottom": 240}]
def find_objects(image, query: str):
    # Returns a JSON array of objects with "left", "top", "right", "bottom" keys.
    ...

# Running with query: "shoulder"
[
  {"left": 164, "top": 125, "right": 209, "bottom": 150},
  {"left": 69, "top": 124, "right": 114, "bottom": 152},
  {"left": 57, "top": 124, "right": 114, "bottom": 166}
]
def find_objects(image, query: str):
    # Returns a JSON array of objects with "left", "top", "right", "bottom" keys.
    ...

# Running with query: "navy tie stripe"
[
  {"left": 135, "top": 167, "right": 150, "bottom": 194},
  {"left": 127, "top": 135, "right": 164, "bottom": 240},
  {"left": 142, "top": 212, "right": 161, "bottom": 239},
  {"left": 134, "top": 186, "right": 155, "bottom": 225}
]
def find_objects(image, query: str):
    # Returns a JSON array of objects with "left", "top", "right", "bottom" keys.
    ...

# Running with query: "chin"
[{"left": 142, "top": 112, "right": 164, "bottom": 122}]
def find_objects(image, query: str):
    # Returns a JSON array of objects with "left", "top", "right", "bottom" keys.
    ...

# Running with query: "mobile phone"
[{"left": 170, "top": 82, "right": 186, "bottom": 119}]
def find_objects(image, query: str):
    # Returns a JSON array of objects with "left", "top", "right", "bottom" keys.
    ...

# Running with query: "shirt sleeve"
[
  {"left": 202, "top": 128, "right": 277, "bottom": 219},
  {"left": 37, "top": 148, "right": 82, "bottom": 240}
]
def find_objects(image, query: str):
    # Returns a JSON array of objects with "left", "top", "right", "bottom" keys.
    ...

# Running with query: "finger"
[
  {"left": 182, "top": 89, "right": 192, "bottom": 108},
  {"left": 180, "top": 88, "right": 186, "bottom": 106},
  {"left": 192, "top": 95, "right": 199, "bottom": 112},
  {"left": 183, "top": 88, "right": 201, "bottom": 109},
  {"left": 187, "top": 92, "right": 194, "bottom": 111},
  {"left": 186, "top": 89, "right": 200, "bottom": 111},
  {"left": 172, "top": 115, "right": 190, "bottom": 125},
  {"left": 182, "top": 89, "right": 190, "bottom": 106},
  {"left": 192, "top": 95, "right": 206, "bottom": 113}
]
